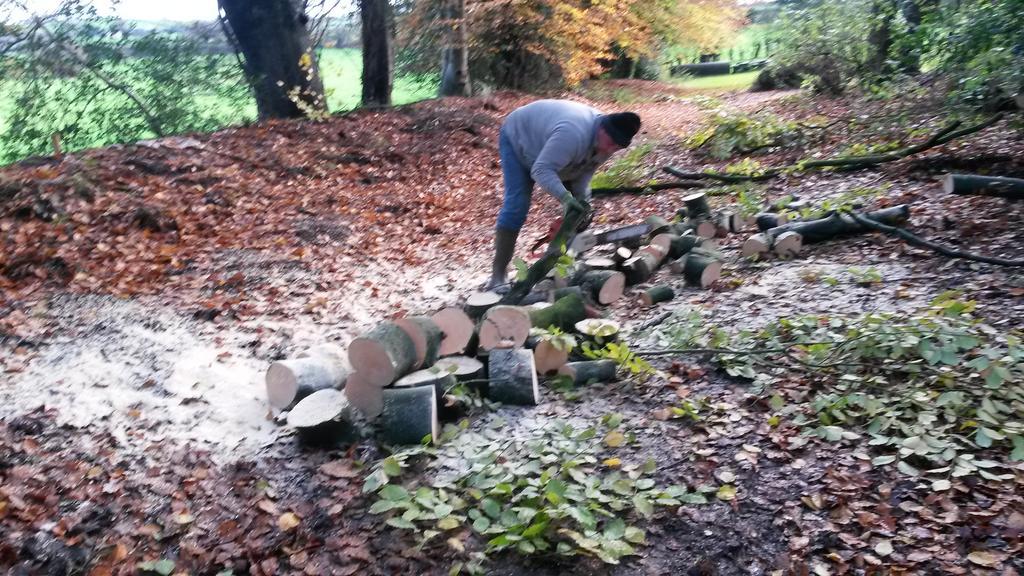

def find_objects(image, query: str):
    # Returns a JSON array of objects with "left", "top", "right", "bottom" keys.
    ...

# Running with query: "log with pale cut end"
[
  {"left": 527, "top": 292, "right": 587, "bottom": 332},
  {"left": 433, "top": 356, "right": 484, "bottom": 382},
  {"left": 765, "top": 205, "right": 911, "bottom": 243},
  {"left": 682, "top": 192, "right": 712, "bottom": 220},
  {"left": 575, "top": 318, "right": 621, "bottom": 344},
  {"left": 741, "top": 233, "right": 771, "bottom": 258},
  {"left": 645, "top": 215, "right": 672, "bottom": 237},
  {"left": 943, "top": 174, "right": 1024, "bottom": 200},
  {"left": 395, "top": 316, "right": 443, "bottom": 370},
  {"left": 578, "top": 270, "right": 626, "bottom": 305},
  {"left": 557, "top": 360, "right": 618, "bottom": 385},
  {"left": 755, "top": 212, "right": 788, "bottom": 232},
  {"left": 287, "top": 389, "right": 356, "bottom": 445},
  {"left": 715, "top": 212, "right": 747, "bottom": 235},
  {"left": 348, "top": 322, "right": 417, "bottom": 387},
  {"left": 650, "top": 233, "right": 674, "bottom": 253},
  {"left": 465, "top": 291, "right": 502, "bottom": 319},
  {"left": 394, "top": 367, "right": 457, "bottom": 400},
  {"left": 266, "top": 357, "right": 348, "bottom": 411},
  {"left": 535, "top": 339, "right": 570, "bottom": 375},
  {"left": 487, "top": 348, "right": 540, "bottom": 405},
  {"left": 380, "top": 385, "right": 439, "bottom": 445},
  {"left": 583, "top": 257, "right": 617, "bottom": 270},
  {"left": 692, "top": 219, "right": 718, "bottom": 239},
  {"left": 430, "top": 307, "right": 475, "bottom": 356},
  {"left": 623, "top": 252, "right": 660, "bottom": 285},
  {"left": 681, "top": 254, "right": 722, "bottom": 288},
  {"left": 638, "top": 243, "right": 670, "bottom": 266},
  {"left": 641, "top": 284, "right": 675, "bottom": 306},
  {"left": 613, "top": 246, "right": 633, "bottom": 265},
  {"left": 344, "top": 371, "right": 383, "bottom": 419},
  {"left": 772, "top": 231, "right": 803, "bottom": 259},
  {"left": 479, "top": 305, "right": 532, "bottom": 350}
]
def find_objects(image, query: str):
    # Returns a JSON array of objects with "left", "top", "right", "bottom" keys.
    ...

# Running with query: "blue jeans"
[{"left": 496, "top": 127, "right": 533, "bottom": 231}]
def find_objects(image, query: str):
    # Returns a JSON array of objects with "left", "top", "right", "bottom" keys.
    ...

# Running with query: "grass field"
[
  {"left": 673, "top": 70, "right": 761, "bottom": 91},
  {"left": 0, "top": 48, "right": 438, "bottom": 164}
]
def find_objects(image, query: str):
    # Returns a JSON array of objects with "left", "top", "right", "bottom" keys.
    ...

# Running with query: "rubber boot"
[{"left": 487, "top": 227, "right": 519, "bottom": 292}]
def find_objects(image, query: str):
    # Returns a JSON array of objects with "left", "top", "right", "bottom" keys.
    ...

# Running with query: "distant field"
[
  {"left": 0, "top": 48, "right": 438, "bottom": 164},
  {"left": 673, "top": 70, "right": 761, "bottom": 91}
]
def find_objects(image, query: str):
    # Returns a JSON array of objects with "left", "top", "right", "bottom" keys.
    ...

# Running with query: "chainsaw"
[{"left": 529, "top": 218, "right": 651, "bottom": 255}]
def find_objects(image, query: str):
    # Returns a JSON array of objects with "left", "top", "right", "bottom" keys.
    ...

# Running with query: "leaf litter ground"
[{"left": 1, "top": 81, "right": 1023, "bottom": 574}]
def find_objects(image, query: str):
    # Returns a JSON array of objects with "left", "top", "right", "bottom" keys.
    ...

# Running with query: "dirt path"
[{"left": 2, "top": 81, "right": 1023, "bottom": 575}]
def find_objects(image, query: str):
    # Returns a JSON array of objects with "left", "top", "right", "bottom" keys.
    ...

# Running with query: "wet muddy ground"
[{"left": 2, "top": 82, "right": 1024, "bottom": 574}]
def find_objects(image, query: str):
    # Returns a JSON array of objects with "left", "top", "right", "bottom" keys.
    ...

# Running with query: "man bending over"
[{"left": 487, "top": 99, "right": 641, "bottom": 291}]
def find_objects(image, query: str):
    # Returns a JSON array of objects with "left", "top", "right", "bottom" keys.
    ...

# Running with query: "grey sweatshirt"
[{"left": 501, "top": 99, "right": 614, "bottom": 202}]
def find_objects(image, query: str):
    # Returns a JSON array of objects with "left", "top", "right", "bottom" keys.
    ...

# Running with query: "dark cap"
[{"left": 600, "top": 112, "right": 641, "bottom": 147}]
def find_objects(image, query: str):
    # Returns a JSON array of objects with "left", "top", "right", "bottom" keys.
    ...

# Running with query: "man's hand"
[{"left": 562, "top": 193, "right": 586, "bottom": 217}]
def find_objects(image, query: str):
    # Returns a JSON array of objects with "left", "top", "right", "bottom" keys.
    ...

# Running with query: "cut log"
[
  {"left": 679, "top": 254, "right": 722, "bottom": 288},
  {"left": 623, "top": 252, "right": 660, "bottom": 285},
  {"left": 650, "top": 233, "right": 674, "bottom": 253},
  {"left": 527, "top": 292, "right": 587, "bottom": 332},
  {"left": 612, "top": 246, "right": 633, "bottom": 265},
  {"left": 395, "top": 316, "right": 443, "bottom": 370},
  {"left": 478, "top": 305, "right": 531, "bottom": 350},
  {"left": 266, "top": 357, "right": 348, "bottom": 411},
  {"left": 667, "top": 234, "right": 703, "bottom": 259},
  {"left": 465, "top": 291, "right": 502, "bottom": 319},
  {"left": 348, "top": 322, "right": 417, "bottom": 387},
  {"left": 755, "top": 212, "right": 788, "bottom": 232},
  {"left": 487, "top": 348, "right": 540, "bottom": 405},
  {"left": 772, "top": 231, "right": 803, "bottom": 259},
  {"left": 641, "top": 284, "right": 675, "bottom": 306},
  {"left": 682, "top": 192, "right": 712, "bottom": 220},
  {"left": 575, "top": 318, "right": 621, "bottom": 345},
  {"left": 583, "top": 257, "right": 617, "bottom": 270},
  {"left": 679, "top": 218, "right": 718, "bottom": 239},
  {"left": 553, "top": 285, "right": 585, "bottom": 302},
  {"left": 578, "top": 270, "right": 626, "bottom": 305},
  {"left": 557, "top": 360, "right": 618, "bottom": 385},
  {"left": 535, "top": 339, "right": 570, "bottom": 375},
  {"left": 645, "top": 215, "right": 672, "bottom": 237},
  {"left": 943, "top": 174, "right": 1024, "bottom": 200},
  {"left": 716, "top": 212, "right": 747, "bottom": 235},
  {"left": 430, "top": 307, "right": 475, "bottom": 356},
  {"left": 765, "top": 205, "right": 911, "bottom": 244},
  {"left": 380, "top": 385, "right": 439, "bottom": 445},
  {"left": 637, "top": 243, "right": 670, "bottom": 266},
  {"left": 344, "top": 371, "right": 383, "bottom": 419},
  {"left": 287, "top": 389, "right": 356, "bottom": 445},
  {"left": 394, "top": 367, "right": 457, "bottom": 400},
  {"left": 433, "top": 355, "right": 484, "bottom": 382},
  {"left": 741, "top": 233, "right": 771, "bottom": 258}
]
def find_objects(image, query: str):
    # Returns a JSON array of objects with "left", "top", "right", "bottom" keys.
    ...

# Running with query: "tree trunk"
[
  {"left": 943, "top": 174, "right": 1024, "bottom": 200},
  {"left": 438, "top": 0, "right": 470, "bottom": 97},
  {"left": 867, "top": 0, "right": 895, "bottom": 75},
  {"left": 360, "top": 0, "right": 393, "bottom": 106},
  {"left": 218, "top": 0, "right": 326, "bottom": 120}
]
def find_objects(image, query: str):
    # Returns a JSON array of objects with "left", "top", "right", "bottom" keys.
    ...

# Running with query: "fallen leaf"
[
  {"left": 603, "top": 458, "right": 622, "bottom": 468},
  {"left": 967, "top": 550, "right": 1005, "bottom": 567},
  {"left": 278, "top": 512, "right": 301, "bottom": 532},
  {"left": 604, "top": 430, "right": 625, "bottom": 448},
  {"left": 716, "top": 484, "right": 737, "bottom": 501},
  {"left": 874, "top": 539, "right": 893, "bottom": 557}
]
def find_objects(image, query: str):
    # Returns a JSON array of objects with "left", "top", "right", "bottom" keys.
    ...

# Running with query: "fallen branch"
[
  {"left": 943, "top": 174, "right": 1024, "bottom": 200},
  {"left": 663, "top": 114, "right": 1004, "bottom": 183},
  {"left": 847, "top": 212, "right": 1024, "bottom": 267},
  {"left": 591, "top": 181, "right": 705, "bottom": 197}
]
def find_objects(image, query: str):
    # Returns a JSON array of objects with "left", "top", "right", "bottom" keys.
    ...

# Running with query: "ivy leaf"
[
  {"left": 380, "top": 484, "right": 410, "bottom": 502},
  {"left": 137, "top": 560, "right": 176, "bottom": 576},
  {"left": 387, "top": 516, "right": 417, "bottom": 530},
  {"left": 363, "top": 469, "right": 388, "bottom": 493},
  {"left": 382, "top": 457, "right": 402, "bottom": 477},
  {"left": 624, "top": 526, "right": 646, "bottom": 544}
]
